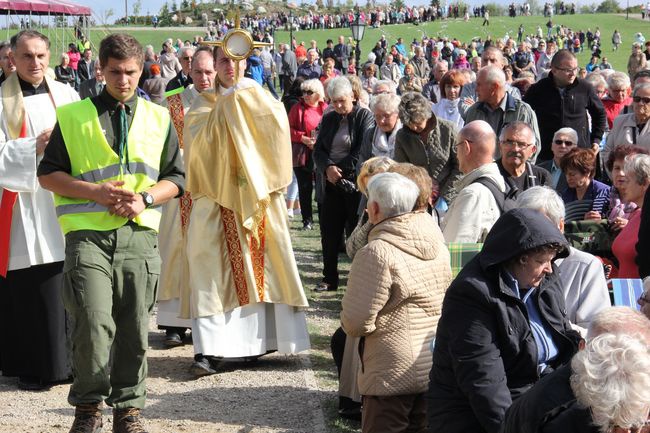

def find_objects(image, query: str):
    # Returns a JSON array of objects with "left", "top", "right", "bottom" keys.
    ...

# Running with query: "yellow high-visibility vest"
[{"left": 53, "top": 97, "right": 169, "bottom": 234}]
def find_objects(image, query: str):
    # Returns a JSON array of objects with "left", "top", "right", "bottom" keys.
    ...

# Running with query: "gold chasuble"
[{"left": 181, "top": 78, "right": 309, "bottom": 319}]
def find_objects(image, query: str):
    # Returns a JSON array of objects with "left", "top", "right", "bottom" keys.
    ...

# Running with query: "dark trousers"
[
  {"left": 362, "top": 393, "right": 427, "bottom": 433},
  {"left": 294, "top": 166, "right": 314, "bottom": 225},
  {"left": 320, "top": 182, "right": 361, "bottom": 288},
  {"left": 0, "top": 262, "right": 70, "bottom": 383},
  {"left": 283, "top": 75, "right": 295, "bottom": 95},
  {"left": 262, "top": 71, "right": 279, "bottom": 99}
]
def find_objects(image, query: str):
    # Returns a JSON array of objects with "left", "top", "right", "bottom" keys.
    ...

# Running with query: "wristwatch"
[{"left": 139, "top": 191, "right": 154, "bottom": 208}]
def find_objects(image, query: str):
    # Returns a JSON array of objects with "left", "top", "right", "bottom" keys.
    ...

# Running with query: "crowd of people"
[{"left": 1, "top": 12, "right": 650, "bottom": 433}]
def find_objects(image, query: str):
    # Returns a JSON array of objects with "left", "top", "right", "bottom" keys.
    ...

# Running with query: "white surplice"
[
  {"left": 0, "top": 79, "right": 79, "bottom": 271},
  {"left": 156, "top": 86, "right": 198, "bottom": 329}
]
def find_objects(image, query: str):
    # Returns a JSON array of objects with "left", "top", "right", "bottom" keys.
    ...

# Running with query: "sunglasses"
[
  {"left": 554, "top": 139, "right": 575, "bottom": 146},
  {"left": 302, "top": 90, "right": 314, "bottom": 96},
  {"left": 633, "top": 96, "right": 650, "bottom": 104}
]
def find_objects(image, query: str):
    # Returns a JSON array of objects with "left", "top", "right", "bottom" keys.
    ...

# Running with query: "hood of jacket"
[
  {"left": 479, "top": 208, "right": 569, "bottom": 271},
  {"left": 368, "top": 211, "right": 442, "bottom": 261}
]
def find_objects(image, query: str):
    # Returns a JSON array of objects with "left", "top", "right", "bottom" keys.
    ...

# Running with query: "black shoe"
[
  {"left": 164, "top": 330, "right": 184, "bottom": 348},
  {"left": 301, "top": 222, "right": 313, "bottom": 230},
  {"left": 314, "top": 281, "right": 338, "bottom": 292},
  {"left": 189, "top": 357, "right": 217, "bottom": 377},
  {"left": 338, "top": 407, "right": 362, "bottom": 421}
]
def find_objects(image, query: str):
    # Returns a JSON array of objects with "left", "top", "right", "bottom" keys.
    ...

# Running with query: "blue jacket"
[{"left": 246, "top": 55, "right": 264, "bottom": 85}]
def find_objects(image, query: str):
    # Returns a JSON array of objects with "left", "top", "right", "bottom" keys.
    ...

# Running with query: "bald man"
[
  {"left": 442, "top": 120, "right": 507, "bottom": 243},
  {"left": 459, "top": 47, "right": 522, "bottom": 117}
]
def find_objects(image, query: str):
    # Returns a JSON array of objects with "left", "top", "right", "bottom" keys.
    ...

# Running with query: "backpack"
[{"left": 472, "top": 177, "right": 518, "bottom": 214}]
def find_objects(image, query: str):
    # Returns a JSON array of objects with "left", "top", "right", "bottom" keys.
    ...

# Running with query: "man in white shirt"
[
  {"left": 0, "top": 30, "right": 79, "bottom": 390},
  {"left": 442, "top": 120, "right": 506, "bottom": 243}
]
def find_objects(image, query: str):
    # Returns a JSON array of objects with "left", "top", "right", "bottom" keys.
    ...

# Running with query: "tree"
[
  {"left": 392, "top": 0, "right": 405, "bottom": 9},
  {"left": 132, "top": 0, "right": 142, "bottom": 24},
  {"left": 101, "top": 8, "right": 115, "bottom": 25},
  {"left": 159, "top": 2, "right": 173, "bottom": 26},
  {"left": 596, "top": 0, "right": 621, "bottom": 12}
]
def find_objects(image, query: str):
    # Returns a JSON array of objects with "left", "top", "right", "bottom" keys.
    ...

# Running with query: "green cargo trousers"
[{"left": 62, "top": 224, "right": 161, "bottom": 409}]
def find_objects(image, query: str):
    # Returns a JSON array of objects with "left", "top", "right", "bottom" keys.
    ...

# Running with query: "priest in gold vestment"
[{"left": 182, "top": 46, "right": 310, "bottom": 375}]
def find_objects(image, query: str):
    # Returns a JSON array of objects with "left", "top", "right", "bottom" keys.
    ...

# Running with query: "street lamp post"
[{"left": 350, "top": 9, "right": 366, "bottom": 76}]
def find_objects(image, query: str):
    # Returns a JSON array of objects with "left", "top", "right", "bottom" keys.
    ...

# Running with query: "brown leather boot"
[
  {"left": 68, "top": 403, "right": 103, "bottom": 433},
  {"left": 113, "top": 407, "right": 148, "bottom": 433}
]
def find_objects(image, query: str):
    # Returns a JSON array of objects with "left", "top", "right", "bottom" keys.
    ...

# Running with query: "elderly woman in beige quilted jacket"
[{"left": 341, "top": 172, "right": 452, "bottom": 433}]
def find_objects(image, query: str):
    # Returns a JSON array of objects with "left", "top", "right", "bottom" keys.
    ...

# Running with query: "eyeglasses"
[
  {"left": 554, "top": 139, "right": 575, "bottom": 146},
  {"left": 454, "top": 138, "right": 473, "bottom": 151},
  {"left": 501, "top": 139, "right": 533, "bottom": 149},
  {"left": 182, "top": 56, "right": 193, "bottom": 61},
  {"left": 633, "top": 96, "right": 650, "bottom": 104},
  {"left": 302, "top": 90, "right": 314, "bottom": 96},
  {"left": 554, "top": 66, "right": 578, "bottom": 74}
]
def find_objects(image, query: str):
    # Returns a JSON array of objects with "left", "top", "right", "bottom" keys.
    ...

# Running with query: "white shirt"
[{"left": 0, "top": 79, "right": 79, "bottom": 270}]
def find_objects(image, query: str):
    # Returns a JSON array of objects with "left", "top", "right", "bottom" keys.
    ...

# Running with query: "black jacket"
[
  {"left": 313, "top": 105, "right": 375, "bottom": 177},
  {"left": 499, "top": 363, "right": 597, "bottom": 433},
  {"left": 77, "top": 59, "right": 94, "bottom": 82},
  {"left": 427, "top": 208, "right": 580, "bottom": 433},
  {"left": 537, "top": 159, "right": 568, "bottom": 193},
  {"left": 165, "top": 70, "right": 192, "bottom": 92},
  {"left": 523, "top": 73, "right": 606, "bottom": 161}
]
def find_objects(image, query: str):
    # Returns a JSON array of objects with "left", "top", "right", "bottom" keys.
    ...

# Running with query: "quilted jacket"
[{"left": 341, "top": 211, "right": 452, "bottom": 396}]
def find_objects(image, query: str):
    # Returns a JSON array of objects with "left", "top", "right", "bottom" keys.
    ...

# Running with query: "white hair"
[
  {"left": 373, "top": 80, "right": 397, "bottom": 95},
  {"left": 634, "top": 82, "right": 650, "bottom": 97},
  {"left": 552, "top": 127, "right": 578, "bottom": 145},
  {"left": 367, "top": 52, "right": 376, "bottom": 63},
  {"left": 624, "top": 153, "right": 650, "bottom": 186},
  {"left": 480, "top": 65, "right": 506, "bottom": 87},
  {"left": 607, "top": 71, "right": 631, "bottom": 91},
  {"left": 571, "top": 333, "right": 650, "bottom": 433},
  {"left": 585, "top": 73, "right": 608, "bottom": 90},
  {"left": 179, "top": 45, "right": 195, "bottom": 56},
  {"left": 367, "top": 173, "right": 419, "bottom": 219},
  {"left": 370, "top": 93, "right": 401, "bottom": 114},
  {"left": 327, "top": 77, "right": 353, "bottom": 100},
  {"left": 516, "top": 186, "right": 566, "bottom": 227},
  {"left": 301, "top": 79, "right": 325, "bottom": 101},
  {"left": 587, "top": 306, "right": 650, "bottom": 343}
]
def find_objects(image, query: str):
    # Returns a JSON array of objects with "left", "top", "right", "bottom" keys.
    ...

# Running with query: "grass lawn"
[
  {"left": 271, "top": 13, "right": 648, "bottom": 72},
  {"left": 36, "top": 13, "right": 647, "bottom": 71}
]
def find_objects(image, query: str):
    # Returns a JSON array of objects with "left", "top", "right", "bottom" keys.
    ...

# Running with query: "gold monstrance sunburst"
[{"left": 201, "top": 9, "right": 272, "bottom": 85}]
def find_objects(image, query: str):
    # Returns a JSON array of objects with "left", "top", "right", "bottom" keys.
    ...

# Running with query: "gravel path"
[{"left": 0, "top": 314, "right": 329, "bottom": 433}]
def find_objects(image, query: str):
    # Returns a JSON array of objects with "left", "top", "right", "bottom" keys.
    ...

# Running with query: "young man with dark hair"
[{"left": 38, "top": 33, "right": 184, "bottom": 433}]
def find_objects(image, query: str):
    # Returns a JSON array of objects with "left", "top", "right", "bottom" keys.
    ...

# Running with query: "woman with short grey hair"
[
  {"left": 342, "top": 172, "right": 451, "bottom": 433},
  {"left": 604, "top": 82, "right": 650, "bottom": 163},
  {"left": 327, "top": 76, "right": 353, "bottom": 101},
  {"left": 358, "top": 93, "right": 402, "bottom": 165},
  {"left": 612, "top": 154, "right": 650, "bottom": 278},
  {"left": 300, "top": 78, "right": 325, "bottom": 101},
  {"left": 516, "top": 186, "right": 610, "bottom": 334},
  {"left": 571, "top": 333, "right": 650, "bottom": 433},
  {"left": 313, "top": 76, "right": 375, "bottom": 292},
  {"left": 394, "top": 91, "right": 461, "bottom": 203}
]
